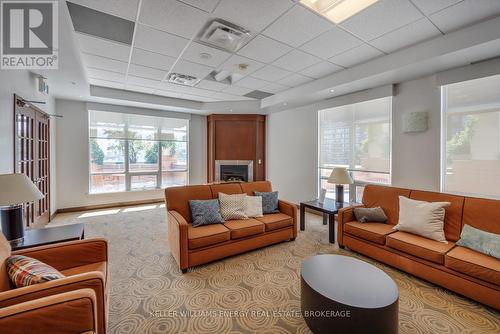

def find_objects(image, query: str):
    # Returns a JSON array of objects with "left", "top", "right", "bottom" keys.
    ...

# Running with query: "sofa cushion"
[
  {"left": 344, "top": 222, "right": 396, "bottom": 245},
  {"left": 256, "top": 213, "right": 293, "bottom": 232},
  {"left": 165, "top": 185, "right": 212, "bottom": 223},
  {"left": 462, "top": 197, "right": 500, "bottom": 235},
  {"left": 362, "top": 185, "right": 411, "bottom": 225},
  {"left": 445, "top": 246, "right": 500, "bottom": 285},
  {"left": 240, "top": 181, "right": 272, "bottom": 195},
  {"left": 386, "top": 232, "right": 455, "bottom": 264},
  {"left": 209, "top": 183, "right": 243, "bottom": 198},
  {"left": 187, "top": 224, "right": 230, "bottom": 249},
  {"left": 224, "top": 219, "right": 265, "bottom": 239},
  {"left": 410, "top": 190, "right": 465, "bottom": 242}
]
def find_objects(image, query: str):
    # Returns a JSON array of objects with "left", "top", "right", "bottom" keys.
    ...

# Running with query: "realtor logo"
[{"left": 1, "top": 0, "right": 58, "bottom": 69}]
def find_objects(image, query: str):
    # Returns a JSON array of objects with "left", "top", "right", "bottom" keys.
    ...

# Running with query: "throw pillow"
[
  {"left": 354, "top": 207, "right": 387, "bottom": 223},
  {"left": 189, "top": 199, "right": 224, "bottom": 227},
  {"left": 245, "top": 196, "right": 263, "bottom": 218},
  {"left": 254, "top": 191, "right": 280, "bottom": 214},
  {"left": 456, "top": 224, "right": 500, "bottom": 259},
  {"left": 218, "top": 193, "right": 248, "bottom": 220},
  {"left": 394, "top": 196, "right": 450, "bottom": 243},
  {"left": 7, "top": 255, "right": 64, "bottom": 288}
]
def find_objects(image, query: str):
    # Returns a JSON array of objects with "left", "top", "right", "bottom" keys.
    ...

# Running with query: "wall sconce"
[{"left": 402, "top": 111, "right": 428, "bottom": 133}]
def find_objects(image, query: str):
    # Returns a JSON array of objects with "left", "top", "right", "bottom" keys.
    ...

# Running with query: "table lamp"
[
  {"left": 327, "top": 167, "right": 353, "bottom": 203},
  {"left": 0, "top": 173, "right": 44, "bottom": 243}
]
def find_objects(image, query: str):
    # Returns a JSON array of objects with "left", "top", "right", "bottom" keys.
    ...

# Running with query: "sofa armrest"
[
  {"left": 337, "top": 204, "right": 365, "bottom": 247},
  {"left": 0, "top": 272, "right": 106, "bottom": 334},
  {"left": 279, "top": 200, "right": 298, "bottom": 238},
  {"left": 0, "top": 289, "right": 98, "bottom": 334},
  {"left": 12, "top": 238, "right": 108, "bottom": 272},
  {"left": 167, "top": 210, "right": 189, "bottom": 271}
]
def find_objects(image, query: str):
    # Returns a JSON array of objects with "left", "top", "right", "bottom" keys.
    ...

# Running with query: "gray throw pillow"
[
  {"left": 189, "top": 199, "right": 224, "bottom": 227},
  {"left": 254, "top": 191, "right": 280, "bottom": 214},
  {"left": 354, "top": 207, "right": 387, "bottom": 223},
  {"left": 456, "top": 224, "right": 500, "bottom": 259}
]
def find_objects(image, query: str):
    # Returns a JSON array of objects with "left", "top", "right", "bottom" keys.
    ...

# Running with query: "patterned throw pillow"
[
  {"left": 354, "top": 207, "right": 387, "bottom": 223},
  {"left": 189, "top": 199, "right": 225, "bottom": 227},
  {"left": 218, "top": 193, "right": 248, "bottom": 220},
  {"left": 7, "top": 255, "right": 65, "bottom": 288},
  {"left": 245, "top": 196, "right": 263, "bottom": 218},
  {"left": 457, "top": 224, "right": 500, "bottom": 259},
  {"left": 254, "top": 191, "right": 280, "bottom": 214}
]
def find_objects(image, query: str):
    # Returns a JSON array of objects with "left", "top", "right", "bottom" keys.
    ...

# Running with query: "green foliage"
[
  {"left": 145, "top": 143, "right": 159, "bottom": 164},
  {"left": 162, "top": 141, "right": 177, "bottom": 156},
  {"left": 90, "top": 139, "right": 104, "bottom": 165},
  {"left": 447, "top": 116, "right": 477, "bottom": 163}
]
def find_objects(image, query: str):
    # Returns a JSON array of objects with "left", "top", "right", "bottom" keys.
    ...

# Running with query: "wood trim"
[
  {"left": 55, "top": 198, "right": 164, "bottom": 214},
  {"left": 207, "top": 114, "right": 266, "bottom": 122}
]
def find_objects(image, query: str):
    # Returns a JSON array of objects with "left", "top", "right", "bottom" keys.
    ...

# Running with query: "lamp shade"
[
  {"left": 0, "top": 174, "right": 44, "bottom": 206},
  {"left": 327, "top": 167, "right": 353, "bottom": 185}
]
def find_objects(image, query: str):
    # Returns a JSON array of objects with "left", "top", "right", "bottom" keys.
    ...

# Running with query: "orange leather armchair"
[{"left": 0, "top": 234, "right": 108, "bottom": 334}]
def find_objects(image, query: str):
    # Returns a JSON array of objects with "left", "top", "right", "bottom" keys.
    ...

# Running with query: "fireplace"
[{"left": 215, "top": 160, "right": 253, "bottom": 182}]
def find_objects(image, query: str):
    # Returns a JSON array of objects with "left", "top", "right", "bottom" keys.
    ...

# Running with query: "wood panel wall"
[{"left": 207, "top": 114, "right": 266, "bottom": 182}]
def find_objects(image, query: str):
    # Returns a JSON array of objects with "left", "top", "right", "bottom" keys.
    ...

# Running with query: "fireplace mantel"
[{"left": 207, "top": 114, "right": 266, "bottom": 183}]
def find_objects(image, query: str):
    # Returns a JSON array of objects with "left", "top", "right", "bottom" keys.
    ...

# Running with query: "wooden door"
[{"left": 14, "top": 95, "right": 51, "bottom": 227}]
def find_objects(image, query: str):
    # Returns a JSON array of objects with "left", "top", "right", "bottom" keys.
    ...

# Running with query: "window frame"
[
  {"left": 88, "top": 111, "right": 189, "bottom": 194},
  {"left": 317, "top": 97, "right": 392, "bottom": 202}
]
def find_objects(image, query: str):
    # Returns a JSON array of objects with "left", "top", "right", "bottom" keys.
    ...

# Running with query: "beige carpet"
[{"left": 51, "top": 204, "right": 500, "bottom": 334}]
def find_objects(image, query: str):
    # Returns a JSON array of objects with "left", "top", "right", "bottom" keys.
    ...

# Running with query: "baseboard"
[{"left": 55, "top": 198, "right": 164, "bottom": 214}]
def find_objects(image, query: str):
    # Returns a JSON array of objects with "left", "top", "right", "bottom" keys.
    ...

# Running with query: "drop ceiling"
[{"left": 66, "top": 0, "right": 500, "bottom": 104}]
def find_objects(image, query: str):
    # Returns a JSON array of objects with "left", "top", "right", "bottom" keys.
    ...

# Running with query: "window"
[
  {"left": 441, "top": 74, "right": 500, "bottom": 199},
  {"left": 89, "top": 110, "right": 188, "bottom": 193},
  {"left": 319, "top": 97, "right": 392, "bottom": 202}
]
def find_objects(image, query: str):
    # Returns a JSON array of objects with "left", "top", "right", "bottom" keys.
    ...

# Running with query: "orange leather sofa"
[
  {"left": 165, "top": 181, "right": 297, "bottom": 272},
  {"left": 338, "top": 184, "right": 500, "bottom": 310},
  {"left": 0, "top": 234, "right": 109, "bottom": 333}
]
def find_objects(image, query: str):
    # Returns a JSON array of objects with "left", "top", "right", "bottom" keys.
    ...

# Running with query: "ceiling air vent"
[
  {"left": 199, "top": 19, "right": 251, "bottom": 52},
  {"left": 167, "top": 73, "right": 200, "bottom": 87}
]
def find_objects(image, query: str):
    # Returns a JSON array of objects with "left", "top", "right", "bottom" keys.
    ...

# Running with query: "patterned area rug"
[{"left": 51, "top": 204, "right": 500, "bottom": 334}]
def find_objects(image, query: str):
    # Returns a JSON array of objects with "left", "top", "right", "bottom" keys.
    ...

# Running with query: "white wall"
[
  {"left": 55, "top": 99, "right": 207, "bottom": 209},
  {"left": 267, "top": 75, "right": 444, "bottom": 202},
  {"left": 0, "top": 70, "right": 57, "bottom": 214}
]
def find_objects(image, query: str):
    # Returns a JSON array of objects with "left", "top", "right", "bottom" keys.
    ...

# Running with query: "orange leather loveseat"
[
  {"left": 165, "top": 181, "right": 297, "bottom": 272},
  {"left": 338, "top": 184, "right": 500, "bottom": 309}
]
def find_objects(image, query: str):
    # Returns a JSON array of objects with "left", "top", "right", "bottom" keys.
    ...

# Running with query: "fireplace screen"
[{"left": 215, "top": 160, "right": 253, "bottom": 182}]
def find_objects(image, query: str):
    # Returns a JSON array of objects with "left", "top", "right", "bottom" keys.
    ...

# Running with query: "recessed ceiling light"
[
  {"left": 329, "top": 89, "right": 335, "bottom": 92},
  {"left": 229, "top": 109, "right": 233, "bottom": 112},
  {"left": 199, "top": 52, "right": 212, "bottom": 60},
  {"left": 283, "top": 102, "right": 288, "bottom": 106},
  {"left": 300, "top": 0, "right": 379, "bottom": 24}
]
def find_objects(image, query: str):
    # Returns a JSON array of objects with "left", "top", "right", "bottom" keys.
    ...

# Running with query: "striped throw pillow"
[{"left": 7, "top": 255, "right": 65, "bottom": 288}]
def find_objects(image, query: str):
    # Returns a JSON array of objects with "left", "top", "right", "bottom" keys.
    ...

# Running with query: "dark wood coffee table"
[
  {"left": 10, "top": 223, "right": 85, "bottom": 251},
  {"left": 300, "top": 199, "right": 350, "bottom": 243},
  {"left": 301, "top": 254, "right": 399, "bottom": 334}
]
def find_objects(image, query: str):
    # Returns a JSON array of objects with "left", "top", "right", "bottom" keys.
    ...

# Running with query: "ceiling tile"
[
  {"left": 178, "top": 0, "right": 219, "bottom": 12},
  {"left": 429, "top": 0, "right": 500, "bottom": 33},
  {"left": 329, "top": 44, "right": 383, "bottom": 67},
  {"left": 126, "top": 75, "right": 161, "bottom": 88},
  {"left": 222, "top": 86, "right": 254, "bottom": 96},
  {"left": 370, "top": 18, "right": 442, "bottom": 53},
  {"left": 251, "top": 65, "right": 292, "bottom": 82},
  {"left": 83, "top": 53, "right": 128, "bottom": 73},
  {"left": 272, "top": 49, "right": 321, "bottom": 72},
  {"left": 237, "top": 35, "right": 292, "bottom": 63},
  {"left": 171, "top": 59, "right": 213, "bottom": 78},
  {"left": 139, "top": 0, "right": 208, "bottom": 39},
  {"left": 134, "top": 24, "right": 189, "bottom": 58},
  {"left": 87, "top": 68, "right": 126, "bottom": 82},
  {"left": 339, "top": 0, "right": 423, "bottom": 41},
  {"left": 196, "top": 80, "right": 229, "bottom": 91},
  {"left": 411, "top": 0, "right": 463, "bottom": 15},
  {"left": 300, "top": 61, "right": 343, "bottom": 79},
  {"left": 130, "top": 48, "right": 176, "bottom": 71},
  {"left": 261, "top": 82, "right": 289, "bottom": 94},
  {"left": 69, "top": 0, "right": 139, "bottom": 20},
  {"left": 299, "top": 27, "right": 363, "bottom": 59},
  {"left": 263, "top": 5, "right": 332, "bottom": 47},
  {"left": 128, "top": 64, "right": 167, "bottom": 80},
  {"left": 89, "top": 78, "right": 125, "bottom": 90},
  {"left": 124, "top": 84, "right": 155, "bottom": 94},
  {"left": 234, "top": 76, "right": 270, "bottom": 90},
  {"left": 211, "top": 0, "right": 293, "bottom": 32},
  {"left": 77, "top": 33, "right": 130, "bottom": 62},
  {"left": 181, "top": 42, "right": 232, "bottom": 67},
  {"left": 218, "top": 55, "right": 265, "bottom": 77},
  {"left": 277, "top": 73, "right": 313, "bottom": 87}
]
